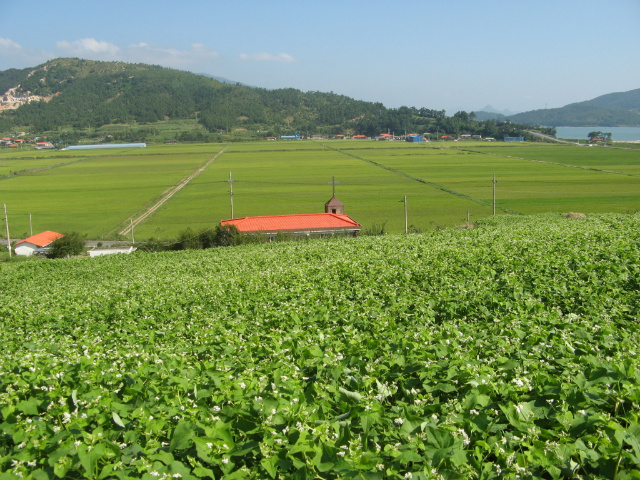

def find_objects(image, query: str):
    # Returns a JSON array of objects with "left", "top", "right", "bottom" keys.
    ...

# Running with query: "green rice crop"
[{"left": 1, "top": 140, "right": 639, "bottom": 239}]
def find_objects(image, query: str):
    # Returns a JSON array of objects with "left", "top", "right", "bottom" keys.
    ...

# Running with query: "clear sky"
[{"left": 1, "top": 0, "right": 638, "bottom": 114}]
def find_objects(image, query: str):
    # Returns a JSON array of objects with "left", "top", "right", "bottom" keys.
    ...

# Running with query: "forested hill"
[
  {"left": 579, "top": 88, "right": 640, "bottom": 113},
  {"left": 0, "top": 58, "right": 547, "bottom": 140},
  {"left": 506, "top": 88, "right": 640, "bottom": 127}
]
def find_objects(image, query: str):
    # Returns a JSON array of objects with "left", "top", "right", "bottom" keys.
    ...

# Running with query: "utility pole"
[
  {"left": 130, "top": 218, "right": 135, "bottom": 244},
  {"left": 3, "top": 204, "right": 11, "bottom": 258},
  {"left": 402, "top": 195, "right": 408, "bottom": 234},
  {"left": 29, "top": 213, "right": 33, "bottom": 236},
  {"left": 493, "top": 174, "right": 497, "bottom": 216},
  {"left": 226, "top": 172, "right": 236, "bottom": 219}
]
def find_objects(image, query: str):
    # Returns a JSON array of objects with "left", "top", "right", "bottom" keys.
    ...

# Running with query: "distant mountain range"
[{"left": 475, "top": 89, "right": 640, "bottom": 126}]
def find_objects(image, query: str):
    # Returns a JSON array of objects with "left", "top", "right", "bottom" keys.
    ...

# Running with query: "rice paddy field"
[{"left": 0, "top": 140, "right": 639, "bottom": 239}]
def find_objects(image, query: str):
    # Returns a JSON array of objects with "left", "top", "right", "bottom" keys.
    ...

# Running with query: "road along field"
[
  {"left": 1, "top": 213, "right": 639, "bottom": 478},
  {"left": 1, "top": 140, "right": 639, "bottom": 239}
]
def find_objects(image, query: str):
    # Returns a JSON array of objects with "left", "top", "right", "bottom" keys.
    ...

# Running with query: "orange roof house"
[
  {"left": 14, "top": 231, "right": 64, "bottom": 256},
  {"left": 221, "top": 213, "right": 361, "bottom": 237}
]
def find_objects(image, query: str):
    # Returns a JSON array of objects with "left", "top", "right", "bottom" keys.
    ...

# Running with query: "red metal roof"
[
  {"left": 221, "top": 213, "right": 361, "bottom": 233},
  {"left": 16, "top": 231, "right": 64, "bottom": 247}
]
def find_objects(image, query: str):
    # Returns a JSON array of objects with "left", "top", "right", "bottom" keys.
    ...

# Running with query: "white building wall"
[{"left": 14, "top": 242, "right": 37, "bottom": 256}]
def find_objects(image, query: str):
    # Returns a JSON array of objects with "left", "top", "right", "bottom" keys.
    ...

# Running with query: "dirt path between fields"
[{"left": 117, "top": 146, "right": 228, "bottom": 236}]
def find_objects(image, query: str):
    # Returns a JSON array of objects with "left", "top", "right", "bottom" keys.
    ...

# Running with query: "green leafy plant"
[{"left": 1, "top": 213, "right": 639, "bottom": 478}]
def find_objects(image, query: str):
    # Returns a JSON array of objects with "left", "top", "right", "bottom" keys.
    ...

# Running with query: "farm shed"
[
  {"left": 88, "top": 246, "right": 136, "bottom": 257},
  {"left": 324, "top": 196, "right": 344, "bottom": 215},
  {"left": 407, "top": 135, "right": 424, "bottom": 143},
  {"left": 63, "top": 143, "right": 147, "bottom": 150},
  {"left": 376, "top": 133, "right": 394, "bottom": 141},
  {"left": 14, "top": 231, "right": 63, "bottom": 256},
  {"left": 221, "top": 213, "right": 361, "bottom": 238}
]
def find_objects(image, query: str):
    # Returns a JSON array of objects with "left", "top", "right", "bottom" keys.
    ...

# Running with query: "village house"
[{"left": 14, "top": 231, "right": 64, "bottom": 256}]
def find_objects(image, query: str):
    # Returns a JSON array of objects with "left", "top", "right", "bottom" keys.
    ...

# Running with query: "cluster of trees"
[
  {"left": 588, "top": 131, "right": 613, "bottom": 144},
  {"left": 136, "top": 225, "right": 243, "bottom": 252},
  {"left": 1, "top": 58, "right": 556, "bottom": 141},
  {"left": 46, "top": 232, "right": 86, "bottom": 259}
]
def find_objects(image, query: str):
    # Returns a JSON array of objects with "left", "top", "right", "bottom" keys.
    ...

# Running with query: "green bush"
[
  {"left": 46, "top": 232, "right": 86, "bottom": 258},
  {"left": 174, "top": 225, "right": 241, "bottom": 250}
]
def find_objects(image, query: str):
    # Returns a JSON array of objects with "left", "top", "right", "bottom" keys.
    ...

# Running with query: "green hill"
[
  {"left": 507, "top": 88, "right": 640, "bottom": 126},
  {"left": 0, "top": 58, "right": 387, "bottom": 137},
  {"left": 579, "top": 87, "right": 640, "bottom": 113},
  {"left": 0, "top": 58, "right": 550, "bottom": 140}
]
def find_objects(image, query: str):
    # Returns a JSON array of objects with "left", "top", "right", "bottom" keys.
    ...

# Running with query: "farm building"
[
  {"left": 324, "top": 196, "right": 344, "bottom": 215},
  {"left": 14, "top": 231, "right": 63, "bottom": 256},
  {"left": 88, "top": 246, "right": 136, "bottom": 257},
  {"left": 376, "top": 133, "right": 394, "bottom": 141},
  {"left": 221, "top": 194, "right": 361, "bottom": 238},
  {"left": 406, "top": 135, "right": 424, "bottom": 143},
  {"left": 63, "top": 143, "right": 146, "bottom": 150},
  {"left": 221, "top": 213, "right": 361, "bottom": 238},
  {"left": 504, "top": 136, "right": 525, "bottom": 142}
]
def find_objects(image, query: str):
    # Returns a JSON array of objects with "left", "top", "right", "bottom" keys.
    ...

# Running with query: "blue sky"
[{"left": 1, "top": 0, "right": 638, "bottom": 114}]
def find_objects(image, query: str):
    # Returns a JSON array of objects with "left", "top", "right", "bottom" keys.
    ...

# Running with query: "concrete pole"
[
  {"left": 493, "top": 174, "right": 497, "bottom": 216},
  {"left": 404, "top": 195, "right": 408, "bottom": 234},
  {"left": 3, "top": 204, "right": 11, "bottom": 258}
]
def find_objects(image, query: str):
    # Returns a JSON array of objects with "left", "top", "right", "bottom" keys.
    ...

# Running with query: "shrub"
[{"left": 47, "top": 232, "right": 86, "bottom": 258}]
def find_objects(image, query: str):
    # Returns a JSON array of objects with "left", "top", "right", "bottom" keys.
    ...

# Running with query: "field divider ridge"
[
  {"left": 464, "top": 147, "right": 640, "bottom": 178},
  {"left": 117, "top": 146, "right": 229, "bottom": 236},
  {"left": 0, "top": 156, "right": 95, "bottom": 181},
  {"left": 318, "top": 141, "right": 521, "bottom": 214}
]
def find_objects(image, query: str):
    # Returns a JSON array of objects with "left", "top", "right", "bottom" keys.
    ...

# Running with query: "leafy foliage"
[
  {"left": 174, "top": 225, "right": 242, "bottom": 250},
  {"left": 46, "top": 232, "right": 86, "bottom": 258},
  {"left": 1, "top": 212, "right": 639, "bottom": 478}
]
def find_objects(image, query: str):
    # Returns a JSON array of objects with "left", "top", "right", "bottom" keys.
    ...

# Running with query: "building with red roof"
[
  {"left": 14, "top": 231, "right": 64, "bottom": 256},
  {"left": 221, "top": 213, "right": 361, "bottom": 238},
  {"left": 221, "top": 193, "right": 360, "bottom": 239}
]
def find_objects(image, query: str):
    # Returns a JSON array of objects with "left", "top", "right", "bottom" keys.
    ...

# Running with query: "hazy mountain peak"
[{"left": 478, "top": 105, "right": 518, "bottom": 116}]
